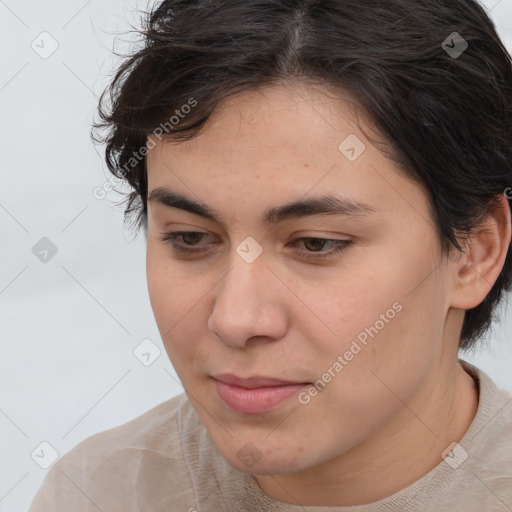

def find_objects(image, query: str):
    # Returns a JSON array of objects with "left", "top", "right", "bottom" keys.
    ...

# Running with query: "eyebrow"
[{"left": 147, "top": 187, "right": 377, "bottom": 225}]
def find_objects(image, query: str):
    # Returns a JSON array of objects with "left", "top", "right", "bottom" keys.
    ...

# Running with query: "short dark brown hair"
[{"left": 92, "top": 0, "right": 512, "bottom": 350}]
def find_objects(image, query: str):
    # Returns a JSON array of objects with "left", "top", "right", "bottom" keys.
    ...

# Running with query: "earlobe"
[{"left": 450, "top": 194, "right": 512, "bottom": 310}]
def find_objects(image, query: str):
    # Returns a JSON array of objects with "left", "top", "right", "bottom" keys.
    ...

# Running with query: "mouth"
[
  {"left": 212, "top": 373, "right": 309, "bottom": 388},
  {"left": 211, "top": 373, "right": 311, "bottom": 414}
]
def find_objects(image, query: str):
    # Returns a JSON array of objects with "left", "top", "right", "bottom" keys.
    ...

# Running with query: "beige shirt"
[{"left": 29, "top": 360, "right": 512, "bottom": 511}]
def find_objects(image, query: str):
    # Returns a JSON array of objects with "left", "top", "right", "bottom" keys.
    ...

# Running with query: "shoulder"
[
  {"left": 29, "top": 393, "right": 201, "bottom": 512},
  {"left": 461, "top": 360, "right": 512, "bottom": 435},
  {"left": 387, "top": 362, "right": 512, "bottom": 511},
  {"left": 459, "top": 360, "right": 512, "bottom": 463},
  {"left": 453, "top": 361, "right": 512, "bottom": 508},
  {"left": 66, "top": 392, "right": 190, "bottom": 460}
]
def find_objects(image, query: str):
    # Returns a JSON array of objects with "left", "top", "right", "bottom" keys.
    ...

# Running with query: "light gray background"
[{"left": 1, "top": 1, "right": 511, "bottom": 510}]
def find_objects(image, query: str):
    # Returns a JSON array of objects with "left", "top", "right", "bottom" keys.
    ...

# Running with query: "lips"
[
  {"left": 212, "top": 373, "right": 309, "bottom": 388},
  {"left": 211, "top": 373, "right": 311, "bottom": 414}
]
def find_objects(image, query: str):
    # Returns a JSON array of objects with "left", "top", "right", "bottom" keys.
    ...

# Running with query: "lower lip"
[{"left": 213, "top": 379, "right": 308, "bottom": 414}]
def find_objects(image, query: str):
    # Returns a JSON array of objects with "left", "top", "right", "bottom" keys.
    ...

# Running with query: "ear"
[{"left": 450, "top": 194, "right": 511, "bottom": 310}]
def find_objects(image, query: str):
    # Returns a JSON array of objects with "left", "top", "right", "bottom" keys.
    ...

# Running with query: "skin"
[{"left": 145, "top": 80, "right": 511, "bottom": 506}]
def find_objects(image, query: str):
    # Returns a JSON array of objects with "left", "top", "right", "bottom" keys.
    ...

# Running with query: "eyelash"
[{"left": 159, "top": 231, "right": 352, "bottom": 260}]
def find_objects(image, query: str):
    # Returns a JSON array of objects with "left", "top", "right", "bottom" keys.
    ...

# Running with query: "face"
[{"left": 145, "top": 82, "right": 455, "bottom": 477}]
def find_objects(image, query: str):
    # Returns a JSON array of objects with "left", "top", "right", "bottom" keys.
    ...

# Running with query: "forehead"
[
  {"left": 150, "top": 82, "right": 365, "bottom": 160},
  {"left": 145, "top": 82, "right": 430, "bottom": 224}
]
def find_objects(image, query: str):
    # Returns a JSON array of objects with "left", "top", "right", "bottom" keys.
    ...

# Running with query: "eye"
[
  {"left": 290, "top": 237, "right": 352, "bottom": 260},
  {"left": 160, "top": 231, "right": 212, "bottom": 254},
  {"left": 160, "top": 231, "right": 352, "bottom": 260}
]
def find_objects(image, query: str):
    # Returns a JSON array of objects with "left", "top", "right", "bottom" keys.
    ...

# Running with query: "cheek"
[
  {"left": 309, "top": 251, "right": 442, "bottom": 386},
  {"left": 305, "top": 263, "right": 403, "bottom": 354},
  {"left": 146, "top": 248, "right": 173, "bottom": 323},
  {"left": 147, "top": 247, "right": 190, "bottom": 340},
  {"left": 146, "top": 245, "right": 212, "bottom": 370},
  {"left": 320, "top": 290, "right": 445, "bottom": 426},
  {"left": 147, "top": 243, "right": 193, "bottom": 313}
]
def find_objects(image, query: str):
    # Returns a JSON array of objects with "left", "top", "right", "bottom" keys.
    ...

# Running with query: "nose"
[{"left": 207, "top": 249, "right": 289, "bottom": 348}]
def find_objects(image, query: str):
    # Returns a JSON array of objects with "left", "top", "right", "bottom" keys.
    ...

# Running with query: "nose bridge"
[
  {"left": 219, "top": 241, "right": 269, "bottom": 310},
  {"left": 219, "top": 231, "right": 268, "bottom": 288},
  {"left": 208, "top": 241, "right": 287, "bottom": 346}
]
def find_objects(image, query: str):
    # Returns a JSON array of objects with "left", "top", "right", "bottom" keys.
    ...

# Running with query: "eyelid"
[{"left": 159, "top": 230, "right": 352, "bottom": 260}]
